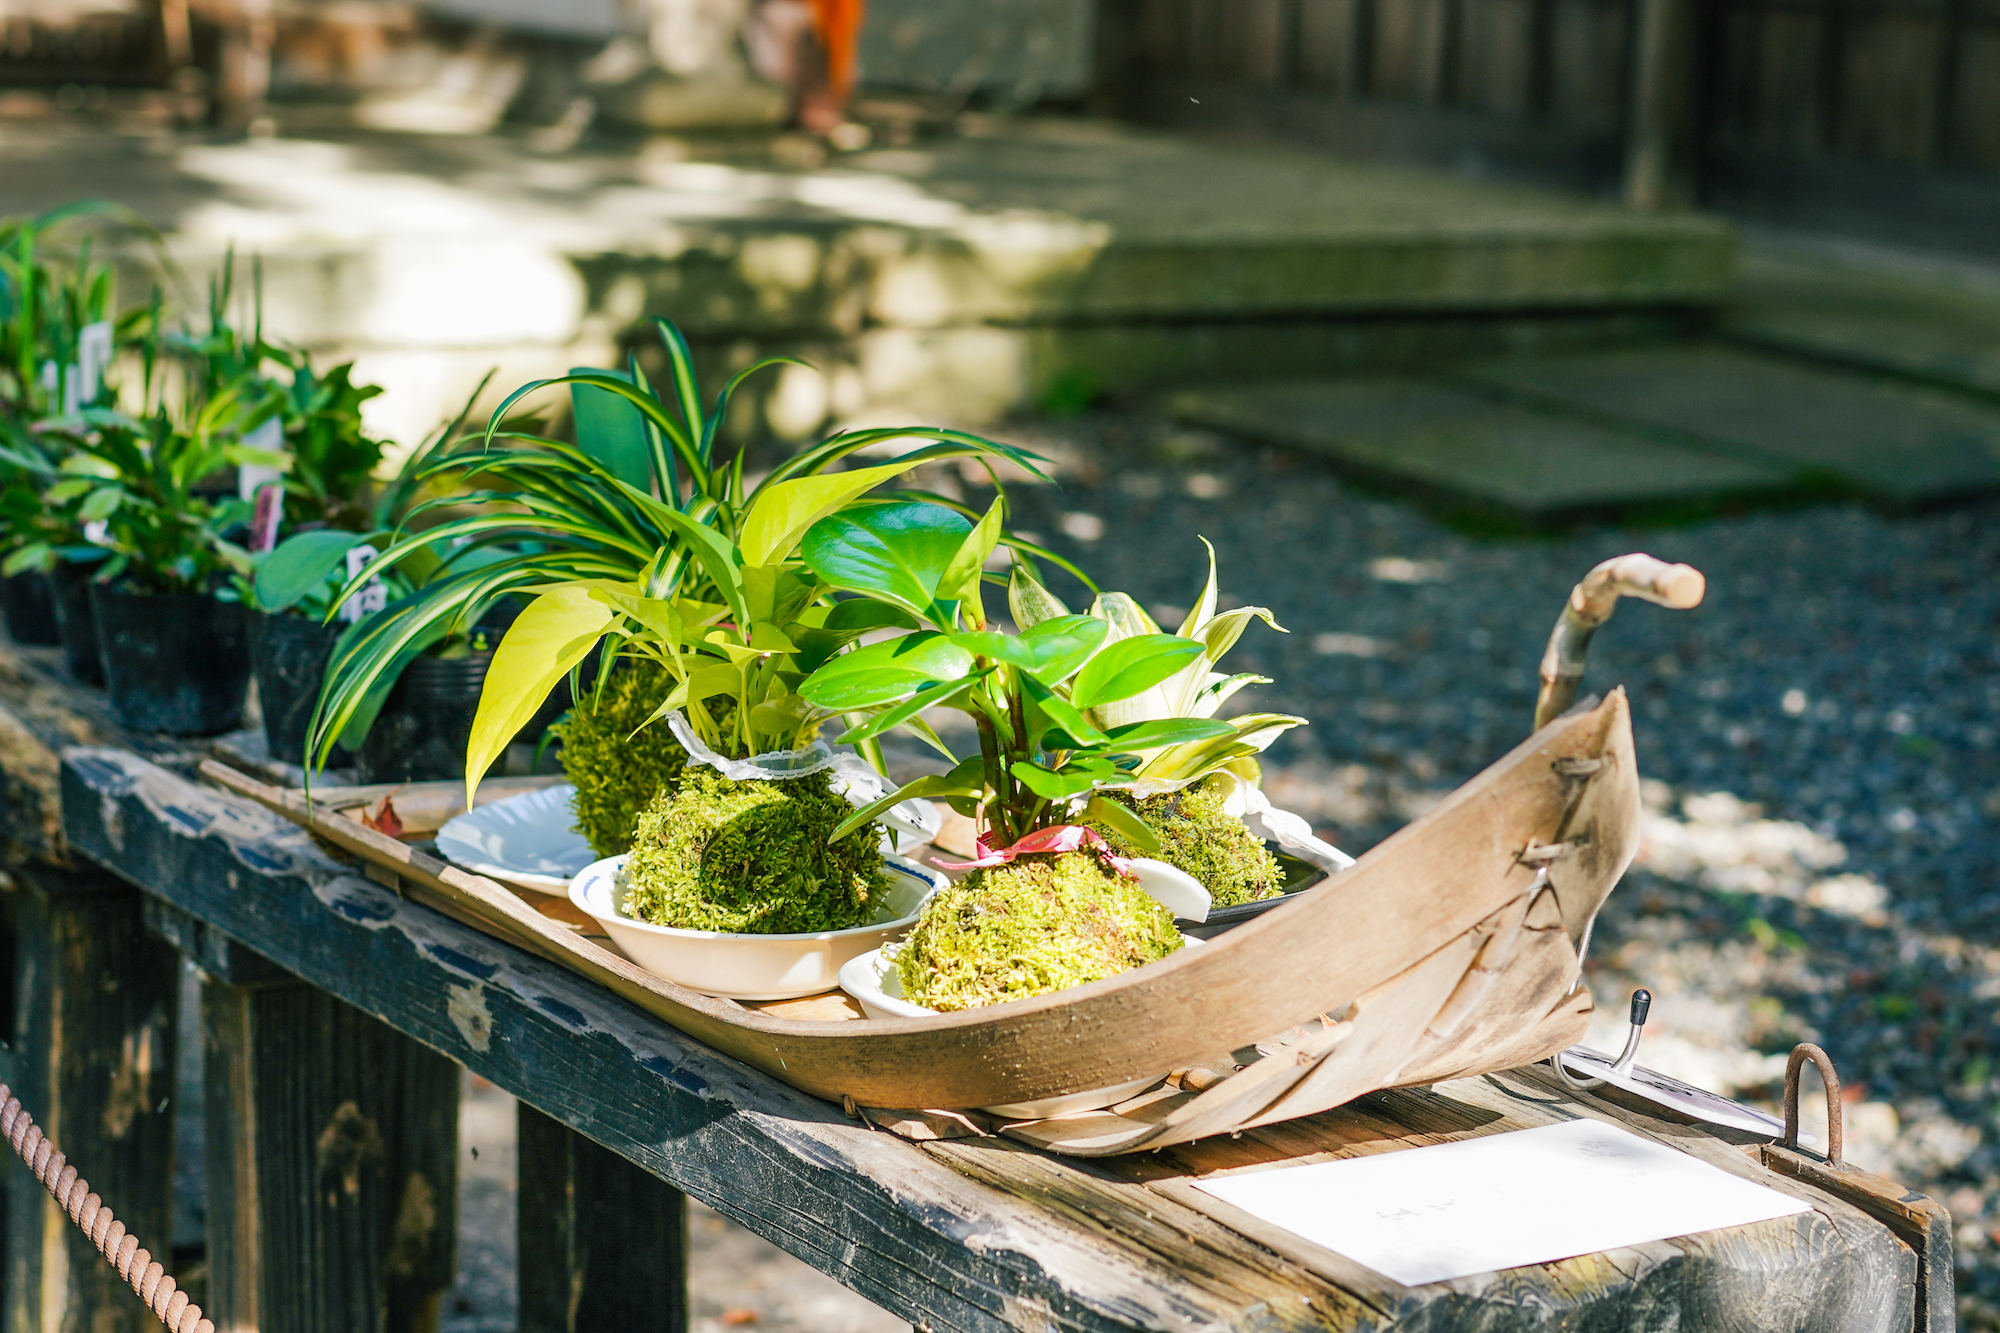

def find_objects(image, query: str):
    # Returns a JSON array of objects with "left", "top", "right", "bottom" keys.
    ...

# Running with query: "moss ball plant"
[
  {"left": 896, "top": 853, "right": 1183, "bottom": 1011},
  {"left": 1088, "top": 778, "right": 1285, "bottom": 908},
  {"left": 554, "top": 662, "right": 709, "bottom": 859},
  {"left": 620, "top": 768, "right": 886, "bottom": 934}
]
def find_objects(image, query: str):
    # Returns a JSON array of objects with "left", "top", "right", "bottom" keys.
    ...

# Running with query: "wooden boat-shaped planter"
[{"left": 206, "top": 555, "right": 1695, "bottom": 1157}]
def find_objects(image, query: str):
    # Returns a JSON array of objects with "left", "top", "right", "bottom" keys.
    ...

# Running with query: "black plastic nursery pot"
[
  {"left": 50, "top": 560, "right": 106, "bottom": 685},
  {"left": 89, "top": 584, "right": 251, "bottom": 735},
  {"left": 248, "top": 610, "right": 341, "bottom": 762},
  {"left": 0, "top": 571, "right": 59, "bottom": 646},
  {"left": 355, "top": 650, "right": 494, "bottom": 785}
]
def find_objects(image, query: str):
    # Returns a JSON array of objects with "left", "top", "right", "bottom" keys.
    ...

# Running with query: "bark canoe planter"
[
  {"left": 206, "top": 688, "right": 1641, "bottom": 1156},
  {"left": 91, "top": 585, "right": 250, "bottom": 735},
  {"left": 0, "top": 570, "right": 60, "bottom": 646},
  {"left": 50, "top": 559, "right": 106, "bottom": 685},
  {"left": 247, "top": 610, "right": 340, "bottom": 761}
]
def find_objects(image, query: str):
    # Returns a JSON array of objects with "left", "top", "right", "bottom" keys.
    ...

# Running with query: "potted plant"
[
  {"left": 794, "top": 500, "right": 1330, "bottom": 1012},
  {"left": 0, "top": 204, "right": 159, "bottom": 656},
  {"left": 46, "top": 391, "right": 279, "bottom": 732},
  {"left": 238, "top": 373, "right": 482, "bottom": 767},
  {"left": 310, "top": 317, "right": 1053, "bottom": 843}
]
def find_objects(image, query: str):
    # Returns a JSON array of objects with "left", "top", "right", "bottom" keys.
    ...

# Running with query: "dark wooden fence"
[{"left": 1094, "top": 0, "right": 2000, "bottom": 253}]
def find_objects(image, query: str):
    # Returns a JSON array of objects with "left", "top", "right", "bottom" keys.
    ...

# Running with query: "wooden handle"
[
  {"left": 1535, "top": 553, "right": 1705, "bottom": 731},
  {"left": 1571, "top": 553, "right": 1706, "bottom": 621}
]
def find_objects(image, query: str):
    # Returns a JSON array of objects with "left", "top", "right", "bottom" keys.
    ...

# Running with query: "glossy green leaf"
[
  {"left": 1069, "top": 634, "right": 1206, "bottom": 709},
  {"left": 951, "top": 613, "right": 1106, "bottom": 685},
  {"left": 464, "top": 585, "right": 615, "bottom": 799},
  {"left": 1008, "top": 761, "right": 1106, "bottom": 801},
  {"left": 253, "top": 529, "right": 368, "bottom": 613},
  {"left": 936, "top": 495, "right": 1004, "bottom": 616},
  {"left": 798, "top": 631, "right": 977, "bottom": 709},
  {"left": 569, "top": 366, "right": 653, "bottom": 491},
  {"left": 821, "top": 598, "right": 918, "bottom": 636},
  {"left": 1020, "top": 673, "right": 1106, "bottom": 752},
  {"left": 800, "top": 501, "right": 970, "bottom": 621},
  {"left": 837, "top": 673, "right": 984, "bottom": 745},
  {"left": 1102, "top": 717, "right": 1237, "bottom": 750},
  {"left": 1083, "top": 793, "right": 1162, "bottom": 857}
]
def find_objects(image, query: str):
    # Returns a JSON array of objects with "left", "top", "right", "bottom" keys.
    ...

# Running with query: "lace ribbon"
[{"left": 663, "top": 710, "right": 943, "bottom": 848}]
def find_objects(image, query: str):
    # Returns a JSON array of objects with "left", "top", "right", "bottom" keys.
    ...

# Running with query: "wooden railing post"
[
  {"left": 143, "top": 900, "right": 461, "bottom": 1333},
  {"left": 1, "top": 863, "right": 180, "bottom": 1333},
  {"left": 517, "top": 1103, "right": 688, "bottom": 1333}
]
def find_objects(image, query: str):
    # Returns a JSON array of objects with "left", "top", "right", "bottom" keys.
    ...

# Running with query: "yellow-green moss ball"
[
  {"left": 1088, "top": 778, "right": 1285, "bottom": 908},
  {"left": 897, "top": 852, "right": 1182, "bottom": 1011},
  {"left": 621, "top": 768, "right": 884, "bottom": 934}
]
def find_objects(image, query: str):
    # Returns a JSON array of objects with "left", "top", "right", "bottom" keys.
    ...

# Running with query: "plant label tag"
[
  {"left": 237, "top": 417, "right": 287, "bottom": 500},
  {"left": 339, "top": 543, "right": 387, "bottom": 624},
  {"left": 76, "top": 322, "right": 112, "bottom": 407}
]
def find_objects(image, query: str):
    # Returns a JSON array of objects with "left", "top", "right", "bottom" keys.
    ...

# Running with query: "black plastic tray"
[{"left": 1177, "top": 847, "right": 1331, "bottom": 940}]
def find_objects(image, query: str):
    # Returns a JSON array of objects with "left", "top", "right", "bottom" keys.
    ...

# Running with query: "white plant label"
[{"left": 339, "top": 543, "right": 387, "bottom": 624}]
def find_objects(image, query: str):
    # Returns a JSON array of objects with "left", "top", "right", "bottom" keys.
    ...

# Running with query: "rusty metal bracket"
[{"left": 1783, "top": 1042, "right": 1843, "bottom": 1164}]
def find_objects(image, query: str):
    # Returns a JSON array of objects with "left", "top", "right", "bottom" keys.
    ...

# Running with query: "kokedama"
[{"left": 896, "top": 852, "right": 1182, "bottom": 1011}]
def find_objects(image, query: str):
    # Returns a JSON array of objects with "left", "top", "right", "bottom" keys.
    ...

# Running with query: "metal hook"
[
  {"left": 1782, "top": 1043, "right": 1843, "bottom": 1165},
  {"left": 1554, "top": 988, "right": 1651, "bottom": 1090}
]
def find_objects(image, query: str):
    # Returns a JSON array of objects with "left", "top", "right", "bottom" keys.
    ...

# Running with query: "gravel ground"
[{"left": 427, "top": 409, "right": 2000, "bottom": 1325}]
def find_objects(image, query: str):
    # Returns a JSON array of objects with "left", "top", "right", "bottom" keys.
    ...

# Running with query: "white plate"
[
  {"left": 570, "top": 853, "right": 945, "bottom": 1001},
  {"left": 838, "top": 938, "right": 1203, "bottom": 1118},
  {"left": 435, "top": 783, "right": 594, "bottom": 896}
]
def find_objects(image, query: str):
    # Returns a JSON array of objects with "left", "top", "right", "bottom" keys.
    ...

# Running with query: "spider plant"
[
  {"left": 304, "top": 316, "right": 1061, "bottom": 777},
  {"left": 794, "top": 500, "right": 1255, "bottom": 849}
]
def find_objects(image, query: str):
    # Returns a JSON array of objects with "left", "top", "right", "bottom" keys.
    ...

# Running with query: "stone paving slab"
[
  {"left": 0, "top": 112, "right": 1734, "bottom": 438},
  {"left": 1460, "top": 344, "right": 2000, "bottom": 503},
  {"left": 1726, "top": 240, "right": 2000, "bottom": 400},
  {"left": 1165, "top": 378, "right": 1794, "bottom": 514}
]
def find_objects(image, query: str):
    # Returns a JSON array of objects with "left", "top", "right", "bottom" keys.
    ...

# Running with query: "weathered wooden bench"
[{"left": 0, "top": 639, "right": 1949, "bottom": 1333}]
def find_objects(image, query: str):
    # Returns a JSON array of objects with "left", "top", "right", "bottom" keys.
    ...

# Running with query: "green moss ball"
[
  {"left": 620, "top": 768, "right": 885, "bottom": 934},
  {"left": 553, "top": 662, "right": 692, "bottom": 859},
  {"left": 1088, "top": 777, "right": 1286, "bottom": 908},
  {"left": 897, "top": 852, "right": 1183, "bottom": 1011}
]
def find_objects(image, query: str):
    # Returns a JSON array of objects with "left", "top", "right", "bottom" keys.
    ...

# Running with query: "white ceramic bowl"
[
  {"left": 837, "top": 938, "right": 1203, "bottom": 1119},
  {"left": 570, "top": 854, "right": 945, "bottom": 1000},
  {"left": 436, "top": 783, "right": 594, "bottom": 896}
]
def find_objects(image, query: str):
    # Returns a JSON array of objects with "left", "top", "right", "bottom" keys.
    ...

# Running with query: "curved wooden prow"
[{"left": 1535, "top": 553, "right": 1705, "bottom": 731}]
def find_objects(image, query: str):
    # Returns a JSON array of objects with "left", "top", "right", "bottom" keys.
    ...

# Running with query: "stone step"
[
  {"left": 1164, "top": 378, "right": 1794, "bottom": 516},
  {"left": 1725, "top": 239, "right": 2000, "bottom": 402},
  {"left": 0, "top": 115, "right": 1734, "bottom": 441},
  {"left": 1460, "top": 344, "right": 2000, "bottom": 504}
]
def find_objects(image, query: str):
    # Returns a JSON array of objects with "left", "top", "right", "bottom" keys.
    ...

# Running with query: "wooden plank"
[
  {"left": 60, "top": 751, "right": 1341, "bottom": 1333},
  {"left": 518, "top": 1103, "right": 689, "bottom": 1333},
  {"left": 200, "top": 976, "right": 462, "bottom": 1333},
  {"left": 1, "top": 861, "right": 181, "bottom": 1333}
]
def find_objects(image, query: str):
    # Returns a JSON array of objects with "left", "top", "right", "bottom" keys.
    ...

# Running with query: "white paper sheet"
[{"left": 1193, "top": 1119, "right": 1810, "bottom": 1286}]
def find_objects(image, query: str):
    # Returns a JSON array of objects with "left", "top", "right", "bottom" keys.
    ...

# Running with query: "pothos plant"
[
  {"left": 382, "top": 318, "right": 1070, "bottom": 796},
  {"left": 795, "top": 500, "right": 1286, "bottom": 850}
]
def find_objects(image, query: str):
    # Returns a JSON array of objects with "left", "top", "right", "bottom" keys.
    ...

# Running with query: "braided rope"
[{"left": 0, "top": 1085, "right": 214, "bottom": 1333}]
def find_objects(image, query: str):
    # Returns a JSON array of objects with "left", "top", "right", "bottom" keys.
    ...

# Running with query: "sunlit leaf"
[
  {"left": 800, "top": 501, "right": 970, "bottom": 621},
  {"left": 464, "top": 585, "right": 615, "bottom": 798},
  {"left": 1069, "top": 634, "right": 1205, "bottom": 710},
  {"left": 736, "top": 459, "right": 927, "bottom": 568},
  {"left": 951, "top": 613, "right": 1105, "bottom": 685}
]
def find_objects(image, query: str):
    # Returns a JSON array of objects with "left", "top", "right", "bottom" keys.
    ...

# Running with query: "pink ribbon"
[{"left": 934, "top": 824, "right": 1137, "bottom": 878}]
